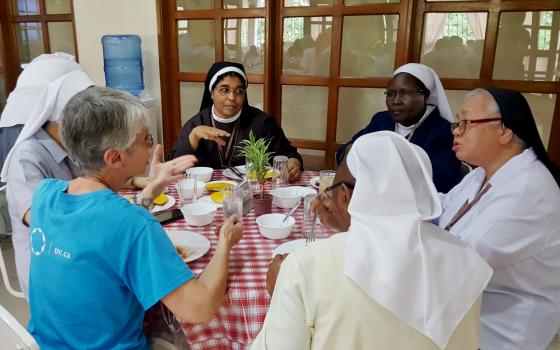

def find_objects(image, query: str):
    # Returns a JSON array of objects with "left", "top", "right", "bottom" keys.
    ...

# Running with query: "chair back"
[
  {"left": 0, "top": 185, "right": 24, "bottom": 298},
  {"left": 0, "top": 304, "right": 38, "bottom": 350}
]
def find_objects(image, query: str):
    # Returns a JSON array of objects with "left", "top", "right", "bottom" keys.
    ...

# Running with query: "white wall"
[{"left": 72, "top": 0, "right": 163, "bottom": 144}]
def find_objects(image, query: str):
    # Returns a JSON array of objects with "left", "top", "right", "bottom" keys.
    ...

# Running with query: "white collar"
[
  {"left": 395, "top": 105, "right": 434, "bottom": 136},
  {"left": 212, "top": 105, "right": 242, "bottom": 124}
]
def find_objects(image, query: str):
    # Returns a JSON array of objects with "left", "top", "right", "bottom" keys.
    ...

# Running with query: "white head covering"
[
  {"left": 1, "top": 70, "right": 94, "bottom": 182},
  {"left": 393, "top": 63, "right": 454, "bottom": 123},
  {"left": 208, "top": 66, "right": 247, "bottom": 93},
  {"left": 344, "top": 131, "right": 492, "bottom": 349},
  {"left": 0, "top": 53, "right": 82, "bottom": 128}
]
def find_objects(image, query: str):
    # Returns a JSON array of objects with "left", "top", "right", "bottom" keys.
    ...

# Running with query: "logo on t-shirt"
[{"left": 30, "top": 227, "right": 46, "bottom": 256}]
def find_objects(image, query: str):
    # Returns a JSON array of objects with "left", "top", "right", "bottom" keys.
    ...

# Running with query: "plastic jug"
[{"left": 102, "top": 35, "right": 144, "bottom": 96}]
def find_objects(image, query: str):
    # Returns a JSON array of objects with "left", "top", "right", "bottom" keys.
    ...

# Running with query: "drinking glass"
[
  {"left": 245, "top": 157, "right": 258, "bottom": 194},
  {"left": 177, "top": 174, "right": 197, "bottom": 207},
  {"left": 272, "top": 155, "right": 289, "bottom": 189},
  {"left": 222, "top": 186, "right": 243, "bottom": 220},
  {"left": 319, "top": 170, "right": 336, "bottom": 194}
]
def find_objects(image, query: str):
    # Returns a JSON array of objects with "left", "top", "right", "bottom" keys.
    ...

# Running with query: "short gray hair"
[
  {"left": 464, "top": 88, "right": 527, "bottom": 148},
  {"left": 465, "top": 88, "right": 500, "bottom": 115},
  {"left": 60, "top": 86, "right": 148, "bottom": 173}
]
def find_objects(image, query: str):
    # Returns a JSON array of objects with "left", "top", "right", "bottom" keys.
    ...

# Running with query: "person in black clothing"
[
  {"left": 336, "top": 63, "right": 462, "bottom": 193},
  {"left": 168, "top": 61, "right": 302, "bottom": 181}
]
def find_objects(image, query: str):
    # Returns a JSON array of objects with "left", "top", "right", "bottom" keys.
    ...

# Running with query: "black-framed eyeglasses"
[
  {"left": 384, "top": 90, "right": 426, "bottom": 100},
  {"left": 324, "top": 182, "right": 355, "bottom": 194},
  {"left": 216, "top": 86, "right": 246, "bottom": 97},
  {"left": 451, "top": 117, "right": 502, "bottom": 135}
]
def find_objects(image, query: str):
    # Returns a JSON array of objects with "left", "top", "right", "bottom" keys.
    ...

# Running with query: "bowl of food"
[
  {"left": 270, "top": 186, "right": 317, "bottom": 209},
  {"left": 186, "top": 167, "right": 214, "bottom": 183},
  {"left": 256, "top": 213, "right": 295, "bottom": 240},
  {"left": 180, "top": 202, "right": 217, "bottom": 226}
]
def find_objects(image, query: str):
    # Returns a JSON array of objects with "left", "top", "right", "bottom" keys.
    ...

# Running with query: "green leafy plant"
[{"left": 237, "top": 131, "right": 272, "bottom": 199}]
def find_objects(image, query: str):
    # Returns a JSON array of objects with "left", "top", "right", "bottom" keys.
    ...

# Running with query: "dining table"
[{"left": 157, "top": 170, "right": 335, "bottom": 350}]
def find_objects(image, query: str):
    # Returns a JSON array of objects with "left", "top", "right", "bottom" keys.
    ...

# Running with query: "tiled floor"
[{"left": 0, "top": 235, "right": 29, "bottom": 327}]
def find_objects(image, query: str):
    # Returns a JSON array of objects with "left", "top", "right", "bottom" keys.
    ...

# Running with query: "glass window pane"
[
  {"left": 345, "top": 0, "right": 398, "bottom": 4},
  {"left": 247, "top": 83, "right": 264, "bottom": 110},
  {"left": 178, "top": 20, "right": 216, "bottom": 73},
  {"left": 340, "top": 15, "right": 397, "bottom": 78},
  {"left": 15, "top": 22, "right": 45, "bottom": 64},
  {"left": 299, "top": 149, "right": 325, "bottom": 171},
  {"left": 282, "top": 16, "right": 332, "bottom": 76},
  {"left": 281, "top": 85, "right": 328, "bottom": 141},
  {"left": 176, "top": 0, "right": 213, "bottom": 10},
  {"left": 336, "top": 88, "right": 386, "bottom": 143},
  {"left": 45, "top": 0, "right": 71, "bottom": 14},
  {"left": 180, "top": 82, "right": 205, "bottom": 126},
  {"left": 223, "top": 18, "right": 265, "bottom": 74},
  {"left": 12, "top": 0, "right": 39, "bottom": 15},
  {"left": 284, "top": 0, "right": 333, "bottom": 6},
  {"left": 494, "top": 11, "right": 560, "bottom": 82},
  {"left": 48, "top": 22, "right": 75, "bottom": 56},
  {"left": 420, "top": 12, "right": 487, "bottom": 79},
  {"left": 524, "top": 93, "right": 556, "bottom": 147},
  {"left": 223, "top": 0, "right": 265, "bottom": 8}
]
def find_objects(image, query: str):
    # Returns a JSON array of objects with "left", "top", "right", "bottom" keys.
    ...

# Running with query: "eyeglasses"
[
  {"left": 451, "top": 117, "right": 502, "bottom": 135},
  {"left": 384, "top": 90, "right": 426, "bottom": 100},
  {"left": 216, "top": 86, "right": 246, "bottom": 97},
  {"left": 324, "top": 181, "right": 355, "bottom": 194}
]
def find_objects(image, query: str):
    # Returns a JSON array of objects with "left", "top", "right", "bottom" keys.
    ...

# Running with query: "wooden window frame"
[
  {"left": 0, "top": 0, "right": 78, "bottom": 98},
  {"left": 157, "top": 0, "right": 560, "bottom": 169}
]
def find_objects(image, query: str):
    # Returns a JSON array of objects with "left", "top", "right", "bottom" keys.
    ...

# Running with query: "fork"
[{"left": 306, "top": 212, "right": 318, "bottom": 244}]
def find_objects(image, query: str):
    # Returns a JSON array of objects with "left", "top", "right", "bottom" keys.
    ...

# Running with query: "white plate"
[
  {"left": 165, "top": 230, "right": 211, "bottom": 263},
  {"left": 223, "top": 166, "right": 246, "bottom": 180},
  {"left": 272, "top": 238, "right": 308, "bottom": 257},
  {"left": 151, "top": 195, "right": 176, "bottom": 213},
  {"left": 309, "top": 176, "right": 320, "bottom": 189}
]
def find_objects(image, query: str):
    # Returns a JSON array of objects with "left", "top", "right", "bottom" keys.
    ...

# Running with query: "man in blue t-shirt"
[{"left": 27, "top": 86, "right": 243, "bottom": 349}]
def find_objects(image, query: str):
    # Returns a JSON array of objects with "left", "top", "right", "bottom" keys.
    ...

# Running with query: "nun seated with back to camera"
[
  {"left": 167, "top": 61, "right": 303, "bottom": 181},
  {"left": 336, "top": 63, "right": 462, "bottom": 193}
]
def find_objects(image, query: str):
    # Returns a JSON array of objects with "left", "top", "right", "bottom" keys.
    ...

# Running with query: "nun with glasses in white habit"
[{"left": 252, "top": 131, "right": 492, "bottom": 350}]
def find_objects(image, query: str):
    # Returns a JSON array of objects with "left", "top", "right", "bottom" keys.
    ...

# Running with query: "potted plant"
[{"left": 237, "top": 131, "right": 273, "bottom": 216}]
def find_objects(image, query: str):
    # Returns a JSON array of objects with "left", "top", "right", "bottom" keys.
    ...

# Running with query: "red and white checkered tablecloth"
[{"left": 161, "top": 170, "right": 333, "bottom": 350}]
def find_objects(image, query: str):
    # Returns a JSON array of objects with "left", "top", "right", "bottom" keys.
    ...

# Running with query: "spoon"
[{"left": 283, "top": 201, "right": 300, "bottom": 223}]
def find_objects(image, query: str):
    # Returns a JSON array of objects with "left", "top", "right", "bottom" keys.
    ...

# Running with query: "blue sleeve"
[{"left": 125, "top": 221, "right": 195, "bottom": 310}]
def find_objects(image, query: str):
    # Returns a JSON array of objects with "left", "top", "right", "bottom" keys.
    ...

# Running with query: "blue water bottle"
[{"left": 102, "top": 35, "right": 144, "bottom": 96}]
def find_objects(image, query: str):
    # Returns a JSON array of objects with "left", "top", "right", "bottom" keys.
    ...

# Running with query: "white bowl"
[
  {"left": 256, "top": 213, "right": 295, "bottom": 240},
  {"left": 270, "top": 186, "right": 317, "bottom": 209},
  {"left": 180, "top": 202, "right": 217, "bottom": 226},
  {"left": 186, "top": 167, "right": 213, "bottom": 183},
  {"left": 175, "top": 180, "right": 205, "bottom": 198}
]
